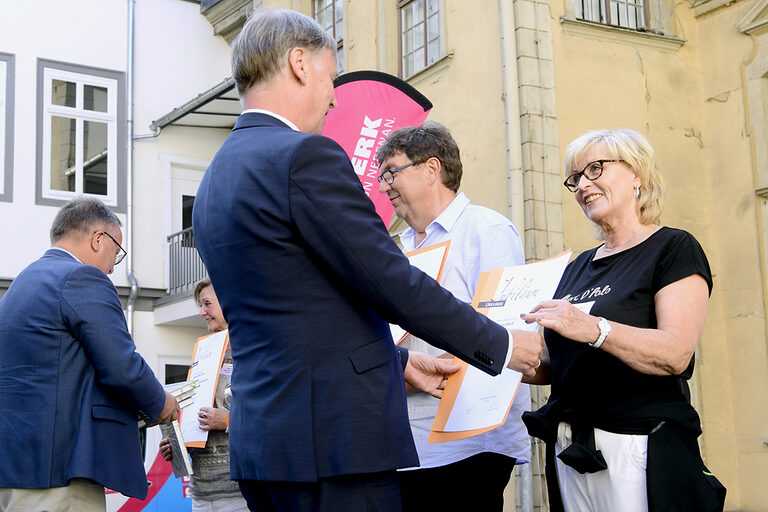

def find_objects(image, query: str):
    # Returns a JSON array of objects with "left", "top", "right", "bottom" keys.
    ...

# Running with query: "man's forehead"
[{"left": 382, "top": 151, "right": 409, "bottom": 168}]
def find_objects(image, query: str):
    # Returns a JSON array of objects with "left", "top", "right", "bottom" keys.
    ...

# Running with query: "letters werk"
[{"left": 350, "top": 116, "right": 395, "bottom": 195}]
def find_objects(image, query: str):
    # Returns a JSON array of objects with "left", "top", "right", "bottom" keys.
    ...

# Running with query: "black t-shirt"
[{"left": 543, "top": 227, "right": 712, "bottom": 430}]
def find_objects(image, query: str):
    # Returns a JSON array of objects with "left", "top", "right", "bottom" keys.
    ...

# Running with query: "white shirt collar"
[
  {"left": 50, "top": 246, "right": 83, "bottom": 264},
  {"left": 241, "top": 108, "right": 300, "bottom": 131},
  {"left": 400, "top": 193, "right": 470, "bottom": 249}
]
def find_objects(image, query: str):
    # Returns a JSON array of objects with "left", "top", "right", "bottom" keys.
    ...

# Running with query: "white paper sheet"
[
  {"left": 435, "top": 252, "right": 572, "bottom": 435},
  {"left": 180, "top": 330, "right": 228, "bottom": 446}
]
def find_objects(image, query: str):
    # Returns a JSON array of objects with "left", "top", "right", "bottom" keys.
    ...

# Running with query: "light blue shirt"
[{"left": 399, "top": 192, "right": 530, "bottom": 469}]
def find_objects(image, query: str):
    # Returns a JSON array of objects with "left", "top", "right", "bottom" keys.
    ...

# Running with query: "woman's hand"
[
  {"left": 198, "top": 406, "right": 229, "bottom": 431},
  {"left": 520, "top": 275, "right": 709, "bottom": 376},
  {"left": 520, "top": 299, "right": 600, "bottom": 344},
  {"left": 159, "top": 437, "right": 173, "bottom": 461}
]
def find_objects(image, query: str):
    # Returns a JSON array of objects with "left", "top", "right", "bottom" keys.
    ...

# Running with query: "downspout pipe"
[
  {"left": 126, "top": 0, "right": 139, "bottom": 334},
  {"left": 499, "top": 1, "right": 533, "bottom": 511},
  {"left": 499, "top": 0, "right": 526, "bottom": 256}
]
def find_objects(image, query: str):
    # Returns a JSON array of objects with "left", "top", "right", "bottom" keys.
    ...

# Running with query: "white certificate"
[
  {"left": 180, "top": 329, "right": 228, "bottom": 448},
  {"left": 390, "top": 241, "right": 451, "bottom": 344},
  {"left": 430, "top": 251, "right": 571, "bottom": 442}
]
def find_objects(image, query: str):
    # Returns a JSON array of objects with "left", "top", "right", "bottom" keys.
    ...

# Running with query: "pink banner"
[{"left": 323, "top": 71, "right": 432, "bottom": 227}]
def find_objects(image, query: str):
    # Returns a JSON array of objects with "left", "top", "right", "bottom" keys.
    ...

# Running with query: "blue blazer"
[
  {"left": 0, "top": 250, "right": 166, "bottom": 498},
  {"left": 192, "top": 113, "right": 509, "bottom": 482}
]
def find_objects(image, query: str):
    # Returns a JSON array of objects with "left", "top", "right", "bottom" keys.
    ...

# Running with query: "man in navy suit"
[
  {"left": 0, "top": 198, "right": 178, "bottom": 511},
  {"left": 192, "top": 8, "right": 544, "bottom": 512}
]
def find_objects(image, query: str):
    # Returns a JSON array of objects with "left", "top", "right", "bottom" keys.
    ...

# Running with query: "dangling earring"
[{"left": 635, "top": 186, "right": 640, "bottom": 199}]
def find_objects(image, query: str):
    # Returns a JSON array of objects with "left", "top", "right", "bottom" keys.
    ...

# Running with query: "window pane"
[
  {"left": 83, "top": 120, "right": 108, "bottom": 195},
  {"left": 336, "top": 46, "right": 345, "bottom": 75},
  {"left": 335, "top": 1, "right": 344, "bottom": 42},
  {"left": 403, "top": 4, "right": 413, "bottom": 30},
  {"left": 404, "top": 52, "right": 413, "bottom": 78},
  {"left": 428, "top": 0, "right": 438, "bottom": 15},
  {"left": 84, "top": 85, "right": 108, "bottom": 112},
  {"left": 182, "top": 194, "right": 195, "bottom": 230},
  {"left": 335, "top": 0, "right": 343, "bottom": 23},
  {"left": 414, "top": 47, "right": 425, "bottom": 73},
  {"left": 413, "top": 0, "right": 424, "bottom": 24},
  {"left": 50, "top": 116, "right": 76, "bottom": 191},
  {"left": 428, "top": 40, "right": 439, "bottom": 64},
  {"left": 404, "top": 28, "right": 414, "bottom": 54},
  {"left": 51, "top": 79, "right": 76, "bottom": 108},
  {"left": 428, "top": 13, "right": 440, "bottom": 41},
  {"left": 414, "top": 21, "right": 425, "bottom": 51}
]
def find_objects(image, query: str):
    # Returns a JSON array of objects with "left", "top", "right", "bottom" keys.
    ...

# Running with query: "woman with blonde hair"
[
  {"left": 521, "top": 129, "right": 725, "bottom": 511},
  {"left": 160, "top": 278, "right": 248, "bottom": 512}
]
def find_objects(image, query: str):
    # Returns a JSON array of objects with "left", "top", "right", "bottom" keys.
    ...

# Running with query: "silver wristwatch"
[{"left": 589, "top": 317, "right": 611, "bottom": 349}]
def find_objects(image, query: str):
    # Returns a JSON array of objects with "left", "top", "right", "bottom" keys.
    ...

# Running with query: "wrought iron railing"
[{"left": 167, "top": 227, "right": 207, "bottom": 296}]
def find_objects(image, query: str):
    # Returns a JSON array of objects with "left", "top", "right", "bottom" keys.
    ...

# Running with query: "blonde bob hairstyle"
[{"left": 563, "top": 128, "right": 664, "bottom": 226}]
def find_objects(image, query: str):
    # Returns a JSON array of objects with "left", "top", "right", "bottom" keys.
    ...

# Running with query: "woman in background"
[{"left": 160, "top": 278, "right": 248, "bottom": 512}]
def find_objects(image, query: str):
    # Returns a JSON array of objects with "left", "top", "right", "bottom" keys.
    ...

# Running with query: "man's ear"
[
  {"left": 287, "top": 47, "right": 309, "bottom": 84},
  {"left": 425, "top": 156, "right": 442, "bottom": 184},
  {"left": 89, "top": 230, "right": 102, "bottom": 253}
]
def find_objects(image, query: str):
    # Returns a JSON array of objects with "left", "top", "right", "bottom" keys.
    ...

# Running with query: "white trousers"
[{"left": 555, "top": 422, "right": 649, "bottom": 512}]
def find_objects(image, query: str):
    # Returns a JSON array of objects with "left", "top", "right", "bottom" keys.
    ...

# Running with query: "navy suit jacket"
[
  {"left": 0, "top": 250, "right": 166, "bottom": 498},
  {"left": 192, "top": 113, "right": 510, "bottom": 482}
]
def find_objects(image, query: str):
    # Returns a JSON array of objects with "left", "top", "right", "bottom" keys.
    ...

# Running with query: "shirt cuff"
[{"left": 504, "top": 330, "right": 514, "bottom": 370}]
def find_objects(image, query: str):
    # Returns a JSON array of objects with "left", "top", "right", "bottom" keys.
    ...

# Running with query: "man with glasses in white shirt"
[{"left": 377, "top": 122, "right": 530, "bottom": 512}]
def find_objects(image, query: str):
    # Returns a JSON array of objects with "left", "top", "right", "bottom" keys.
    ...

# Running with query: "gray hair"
[
  {"left": 231, "top": 8, "right": 336, "bottom": 95},
  {"left": 50, "top": 197, "right": 121, "bottom": 243},
  {"left": 376, "top": 121, "right": 463, "bottom": 193}
]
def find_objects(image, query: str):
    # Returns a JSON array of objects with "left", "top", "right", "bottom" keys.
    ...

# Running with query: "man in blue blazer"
[
  {"left": 0, "top": 198, "right": 178, "bottom": 511},
  {"left": 192, "top": 8, "right": 544, "bottom": 512}
]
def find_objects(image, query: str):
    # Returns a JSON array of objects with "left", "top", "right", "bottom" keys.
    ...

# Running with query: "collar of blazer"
[{"left": 234, "top": 111, "right": 297, "bottom": 132}]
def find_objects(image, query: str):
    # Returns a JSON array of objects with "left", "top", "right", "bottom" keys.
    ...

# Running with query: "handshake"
[{"left": 403, "top": 329, "right": 544, "bottom": 398}]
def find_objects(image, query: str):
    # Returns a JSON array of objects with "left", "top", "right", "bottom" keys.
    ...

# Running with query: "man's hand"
[
  {"left": 403, "top": 351, "right": 460, "bottom": 398},
  {"left": 198, "top": 406, "right": 229, "bottom": 431},
  {"left": 506, "top": 329, "right": 544, "bottom": 378},
  {"left": 159, "top": 437, "right": 173, "bottom": 462},
  {"left": 149, "top": 391, "right": 179, "bottom": 426}
]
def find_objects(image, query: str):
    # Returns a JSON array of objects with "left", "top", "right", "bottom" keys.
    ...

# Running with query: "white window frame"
[
  {"left": 41, "top": 67, "right": 118, "bottom": 205},
  {"left": 0, "top": 53, "right": 13, "bottom": 202},
  {"left": 399, "top": 0, "right": 443, "bottom": 79},
  {"left": 576, "top": 0, "right": 648, "bottom": 30},
  {"left": 313, "top": 0, "right": 345, "bottom": 74}
]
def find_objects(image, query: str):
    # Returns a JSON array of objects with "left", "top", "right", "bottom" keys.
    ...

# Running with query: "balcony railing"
[{"left": 167, "top": 227, "right": 207, "bottom": 297}]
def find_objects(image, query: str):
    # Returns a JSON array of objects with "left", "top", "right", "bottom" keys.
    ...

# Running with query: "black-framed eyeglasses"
[
  {"left": 563, "top": 159, "right": 624, "bottom": 192},
  {"left": 102, "top": 231, "right": 128, "bottom": 265},
  {"left": 377, "top": 161, "right": 419, "bottom": 185}
]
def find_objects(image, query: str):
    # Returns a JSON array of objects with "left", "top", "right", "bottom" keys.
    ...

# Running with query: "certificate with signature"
[
  {"left": 180, "top": 329, "right": 228, "bottom": 448},
  {"left": 429, "top": 251, "right": 571, "bottom": 443},
  {"left": 389, "top": 240, "right": 451, "bottom": 344}
]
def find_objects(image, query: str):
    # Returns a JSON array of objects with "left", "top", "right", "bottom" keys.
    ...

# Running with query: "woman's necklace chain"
[{"left": 602, "top": 227, "right": 641, "bottom": 253}]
